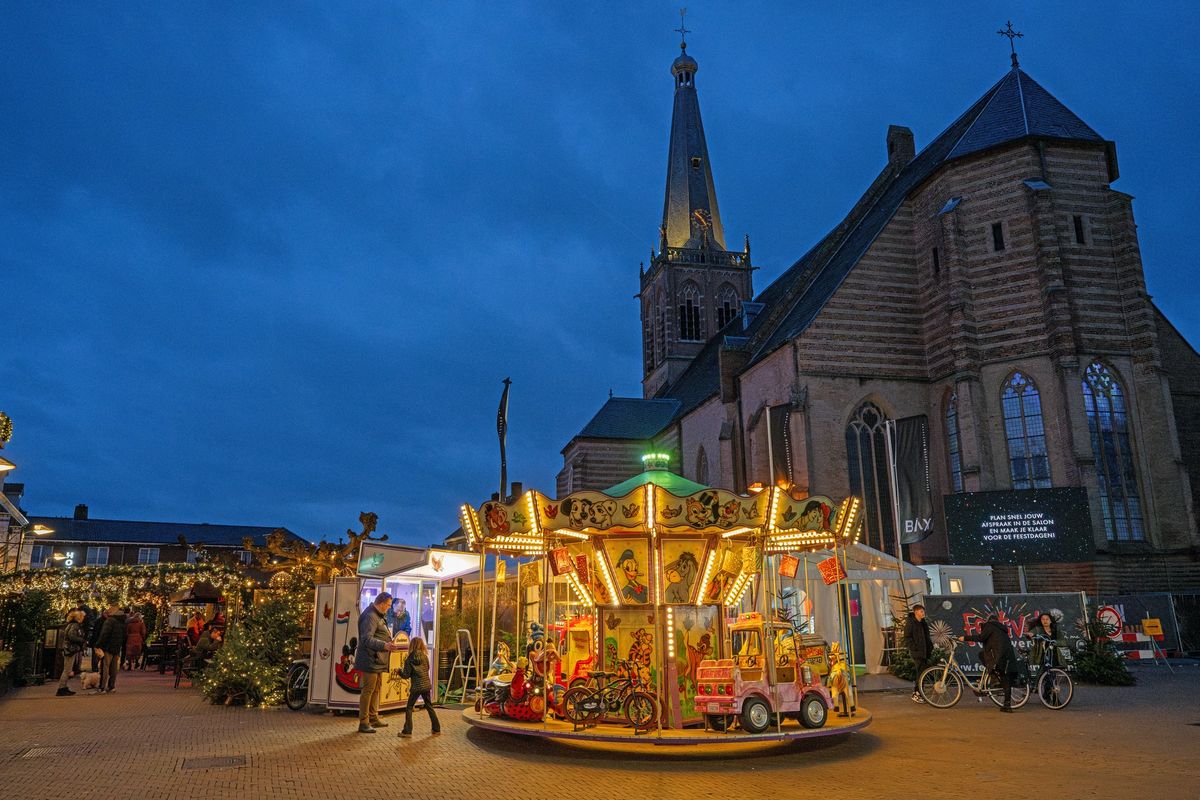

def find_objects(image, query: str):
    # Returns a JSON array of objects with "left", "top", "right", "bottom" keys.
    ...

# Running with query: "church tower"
[{"left": 640, "top": 35, "right": 753, "bottom": 399}]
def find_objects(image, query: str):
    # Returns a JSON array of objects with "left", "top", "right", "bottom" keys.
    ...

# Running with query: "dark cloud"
[{"left": 2, "top": 3, "right": 1196, "bottom": 543}]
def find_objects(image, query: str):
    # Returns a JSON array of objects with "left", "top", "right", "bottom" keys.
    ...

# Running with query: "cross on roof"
[
  {"left": 997, "top": 20, "right": 1023, "bottom": 68},
  {"left": 675, "top": 8, "right": 690, "bottom": 50}
]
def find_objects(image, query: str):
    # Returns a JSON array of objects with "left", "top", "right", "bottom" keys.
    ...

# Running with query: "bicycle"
[
  {"left": 561, "top": 660, "right": 658, "bottom": 731},
  {"left": 285, "top": 658, "right": 310, "bottom": 711},
  {"left": 918, "top": 640, "right": 1031, "bottom": 709},
  {"left": 1024, "top": 633, "right": 1073, "bottom": 710}
]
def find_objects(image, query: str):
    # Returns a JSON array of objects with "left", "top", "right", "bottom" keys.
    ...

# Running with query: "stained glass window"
[
  {"left": 946, "top": 392, "right": 964, "bottom": 493},
  {"left": 845, "top": 402, "right": 897, "bottom": 556},
  {"left": 1082, "top": 363, "right": 1144, "bottom": 541},
  {"left": 1002, "top": 372, "right": 1051, "bottom": 489}
]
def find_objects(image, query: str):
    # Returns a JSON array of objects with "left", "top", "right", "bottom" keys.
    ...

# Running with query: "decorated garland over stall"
[{"left": 0, "top": 563, "right": 252, "bottom": 628}]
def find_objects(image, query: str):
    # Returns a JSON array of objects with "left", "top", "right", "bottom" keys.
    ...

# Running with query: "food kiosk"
[{"left": 307, "top": 543, "right": 479, "bottom": 711}]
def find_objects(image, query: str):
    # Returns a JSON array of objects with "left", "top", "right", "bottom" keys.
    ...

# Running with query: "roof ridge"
[{"left": 1016, "top": 69, "right": 1030, "bottom": 136}]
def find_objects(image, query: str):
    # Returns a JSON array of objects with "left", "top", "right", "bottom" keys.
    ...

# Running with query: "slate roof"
[
  {"left": 27, "top": 516, "right": 307, "bottom": 547},
  {"left": 573, "top": 397, "right": 682, "bottom": 441}
]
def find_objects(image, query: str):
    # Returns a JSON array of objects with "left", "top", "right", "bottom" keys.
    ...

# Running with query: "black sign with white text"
[{"left": 945, "top": 488, "right": 1093, "bottom": 565}]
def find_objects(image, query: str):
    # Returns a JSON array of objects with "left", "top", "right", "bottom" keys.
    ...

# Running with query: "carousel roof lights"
[
  {"left": 695, "top": 549, "right": 717, "bottom": 607},
  {"left": 719, "top": 526, "right": 755, "bottom": 539},
  {"left": 524, "top": 491, "right": 542, "bottom": 536},
  {"left": 766, "top": 486, "right": 783, "bottom": 533},
  {"left": 595, "top": 546, "right": 622, "bottom": 607}
]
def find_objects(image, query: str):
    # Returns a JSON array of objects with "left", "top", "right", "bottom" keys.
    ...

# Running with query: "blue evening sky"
[{"left": 3, "top": 3, "right": 1197, "bottom": 544}]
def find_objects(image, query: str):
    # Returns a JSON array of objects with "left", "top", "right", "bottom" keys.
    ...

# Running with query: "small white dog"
[{"left": 79, "top": 672, "right": 101, "bottom": 690}]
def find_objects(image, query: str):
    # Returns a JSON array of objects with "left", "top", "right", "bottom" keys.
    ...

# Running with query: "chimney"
[
  {"left": 509, "top": 481, "right": 523, "bottom": 501},
  {"left": 74, "top": 504, "right": 89, "bottom": 520},
  {"left": 886, "top": 125, "right": 915, "bottom": 168}
]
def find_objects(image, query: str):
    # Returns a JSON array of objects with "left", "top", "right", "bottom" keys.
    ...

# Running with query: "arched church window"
[
  {"left": 644, "top": 299, "right": 655, "bottom": 370},
  {"left": 1002, "top": 372, "right": 1051, "bottom": 489},
  {"left": 1082, "top": 362, "right": 1145, "bottom": 541},
  {"left": 654, "top": 291, "right": 666, "bottom": 363},
  {"left": 678, "top": 282, "right": 703, "bottom": 341},
  {"left": 945, "top": 392, "right": 964, "bottom": 493},
  {"left": 845, "top": 401, "right": 897, "bottom": 556},
  {"left": 695, "top": 446, "right": 710, "bottom": 486},
  {"left": 716, "top": 284, "right": 739, "bottom": 329}
]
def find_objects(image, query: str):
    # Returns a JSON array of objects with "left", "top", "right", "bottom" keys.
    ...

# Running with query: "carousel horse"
[{"left": 827, "top": 642, "right": 852, "bottom": 717}]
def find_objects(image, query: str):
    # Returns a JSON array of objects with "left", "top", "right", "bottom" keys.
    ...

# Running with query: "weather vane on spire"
[
  {"left": 997, "top": 20, "right": 1023, "bottom": 69},
  {"left": 675, "top": 7, "right": 690, "bottom": 50}
]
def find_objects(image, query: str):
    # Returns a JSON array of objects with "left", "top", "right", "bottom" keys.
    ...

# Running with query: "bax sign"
[{"left": 922, "top": 592, "right": 1090, "bottom": 673}]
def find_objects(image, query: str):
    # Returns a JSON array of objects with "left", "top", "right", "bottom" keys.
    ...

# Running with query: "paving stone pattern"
[{"left": 1, "top": 667, "right": 1198, "bottom": 799}]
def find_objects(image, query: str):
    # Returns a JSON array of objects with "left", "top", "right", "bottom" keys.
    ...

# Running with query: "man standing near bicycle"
[
  {"left": 960, "top": 614, "right": 1019, "bottom": 712},
  {"left": 903, "top": 604, "right": 934, "bottom": 704}
]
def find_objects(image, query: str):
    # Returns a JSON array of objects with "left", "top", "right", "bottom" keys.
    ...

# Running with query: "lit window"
[
  {"left": 945, "top": 392, "right": 964, "bottom": 493},
  {"left": 1082, "top": 362, "right": 1144, "bottom": 541},
  {"left": 86, "top": 546, "right": 109, "bottom": 566},
  {"left": 845, "top": 402, "right": 897, "bottom": 556},
  {"left": 137, "top": 547, "right": 160, "bottom": 565},
  {"left": 1002, "top": 372, "right": 1051, "bottom": 489},
  {"left": 948, "top": 578, "right": 964, "bottom": 593},
  {"left": 239, "top": 550, "right": 253, "bottom": 565}
]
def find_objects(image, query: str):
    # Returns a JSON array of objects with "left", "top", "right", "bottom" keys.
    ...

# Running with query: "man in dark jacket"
[
  {"left": 94, "top": 605, "right": 127, "bottom": 694},
  {"left": 962, "top": 615, "right": 1019, "bottom": 711},
  {"left": 355, "top": 592, "right": 399, "bottom": 734},
  {"left": 56, "top": 609, "right": 88, "bottom": 697},
  {"left": 903, "top": 604, "right": 935, "bottom": 703}
]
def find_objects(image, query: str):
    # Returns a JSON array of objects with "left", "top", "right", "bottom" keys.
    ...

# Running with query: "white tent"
[{"left": 777, "top": 543, "right": 928, "bottom": 674}]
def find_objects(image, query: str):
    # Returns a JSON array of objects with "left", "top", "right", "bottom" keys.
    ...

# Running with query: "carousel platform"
[{"left": 461, "top": 708, "right": 872, "bottom": 751}]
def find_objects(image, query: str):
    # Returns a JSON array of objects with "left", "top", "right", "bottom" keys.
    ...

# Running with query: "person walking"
[
  {"left": 124, "top": 611, "right": 148, "bottom": 670},
  {"left": 961, "top": 614, "right": 1019, "bottom": 712},
  {"left": 94, "top": 605, "right": 127, "bottom": 694},
  {"left": 903, "top": 603, "right": 935, "bottom": 703},
  {"left": 399, "top": 637, "right": 440, "bottom": 738},
  {"left": 56, "top": 609, "right": 87, "bottom": 697},
  {"left": 355, "top": 592, "right": 400, "bottom": 734}
]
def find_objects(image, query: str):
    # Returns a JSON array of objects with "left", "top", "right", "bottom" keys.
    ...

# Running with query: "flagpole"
[
  {"left": 498, "top": 378, "right": 512, "bottom": 500},
  {"left": 884, "top": 420, "right": 910, "bottom": 601}
]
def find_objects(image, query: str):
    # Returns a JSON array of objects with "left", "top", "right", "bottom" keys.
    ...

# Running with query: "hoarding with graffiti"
[{"left": 922, "top": 592, "right": 1089, "bottom": 673}]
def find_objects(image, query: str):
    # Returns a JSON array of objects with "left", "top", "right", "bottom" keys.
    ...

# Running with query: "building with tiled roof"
[{"left": 557, "top": 38, "right": 1200, "bottom": 595}]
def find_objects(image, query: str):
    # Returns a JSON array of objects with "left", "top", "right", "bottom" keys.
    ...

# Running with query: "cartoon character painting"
[
  {"left": 799, "top": 499, "right": 832, "bottom": 531},
  {"left": 483, "top": 502, "right": 510, "bottom": 535},
  {"left": 663, "top": 550, "right": 699, "bottom": 604},
  {"left": 616, "top": 548, "right": 649, "bottom": 604}
]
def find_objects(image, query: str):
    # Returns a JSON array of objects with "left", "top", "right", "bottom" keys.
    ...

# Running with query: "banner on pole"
[
  {"left": 894, "top": 415, "right": 935, "bottom": 544},
  {"left": 779, "top": 554, "right": 800, "bottom": 579}
]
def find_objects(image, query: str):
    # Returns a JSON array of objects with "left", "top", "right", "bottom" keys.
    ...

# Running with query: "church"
[{"left": 556, "top": 34, "right": 1200, "bottom": 595}]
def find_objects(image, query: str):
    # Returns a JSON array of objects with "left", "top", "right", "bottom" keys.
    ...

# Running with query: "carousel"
[{"left": 457, "top": 454, "right": 873, "bottom": 747}]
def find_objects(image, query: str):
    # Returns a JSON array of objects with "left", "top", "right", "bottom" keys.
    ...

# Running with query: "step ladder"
[{"left": 441, "top": 628, "right": 476, "bottom": 704}]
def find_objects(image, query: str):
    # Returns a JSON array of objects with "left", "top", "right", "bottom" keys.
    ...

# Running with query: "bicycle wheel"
[
  {"left": 285, "top": 664, "right": 309, "bottom": 711},
  {"left": 561, "top": 686, "right": 594, "bottom": 724},
  {"left": 918, "top": 665, "right": 962, "bottom": 708},
  {"left": 1037, "top": 668, "right": 1073, "bottom": 710},
  {"left": 623, "top": 690, "right": 658, "bottom": 730},
  {"left": 984, "top": 671, "right": 1031, "bottom": 709}
]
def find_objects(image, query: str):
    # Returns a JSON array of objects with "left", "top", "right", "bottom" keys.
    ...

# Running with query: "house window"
[
  {"left": 845, "top": 401, "right": 897, "bottom": 556},
  {"left": 715, "top": 284, "right": 739, "bottom": 329},
  {"left": 991, "top": 222, "right": 1006, "bottom": 252},
  {"left": 691, "top": 156, "right": 702, "bottom": 170},
  {"left": 678, "top": 283, "right": 703, "bottom": 341},
  {"left": 30, "top": 544, "right": 52, "bottom": 568},
  {"left": 931, "top": 246, "right": 940, "bottom": 277},
  {"left": 945, "top": 392, "right": 964, "bottom": 493},
  {"left": 186, "top": 548, "right": 200, "bottom": 564},
  {"left": 85, "top": 546, "right": 109, "bottom": 566},
  {"left": 238, "top": 550, "right": 253, "bottom": 565},
  {"left": 948, "top": 578, "right": 964, "bottom": 593},
  {"left": 1002, "top": 372, "right": 1051, "bottom": 489},
  {"left": 137, "top": 547, "right": 160, "bottom": 565},
  {"left": 1073, "top": 215, "right": 1086, "bottom": 245},
  {"left": 1082, "top": 362, "right": 1144, "bottom": 541}
]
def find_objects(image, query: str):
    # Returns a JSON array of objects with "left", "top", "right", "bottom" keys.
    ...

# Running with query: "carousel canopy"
[{"left": 603, "top": 468, "right": 706, "bottom": 498}]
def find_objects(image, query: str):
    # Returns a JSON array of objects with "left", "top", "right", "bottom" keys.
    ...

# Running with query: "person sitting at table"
[{"left": 191, "top": 626, "right": 223, "bottom": 670}]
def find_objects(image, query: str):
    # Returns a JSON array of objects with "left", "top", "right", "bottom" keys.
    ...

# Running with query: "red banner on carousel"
[
  {"left": 549, "top": 546, "right": 573, "bottom": 576},
  {"left": 779, "top": 554, "right": 800, "bottom": 579},
  {"left": 817, "top": 556, "right": 846, "bottom": 585}
]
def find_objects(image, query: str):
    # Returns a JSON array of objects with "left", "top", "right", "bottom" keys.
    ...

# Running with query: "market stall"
[
  {"left": 459, "top": 459, "right": 868, "bottom": 735},
  {"left": 307, "top": 544, "right": 478, "bottom": 712}
]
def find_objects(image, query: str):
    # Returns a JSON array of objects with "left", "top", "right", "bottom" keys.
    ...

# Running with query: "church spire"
[{"left": 661, "top": 22, "right": 725, "bottom": 251}]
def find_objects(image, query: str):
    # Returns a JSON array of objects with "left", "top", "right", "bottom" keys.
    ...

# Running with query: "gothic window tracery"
[
  {"left": 1002, "top": 372, "right": 1052, "bottom": 489},
  {"left": 716, "top": 283, "right": 739, "bottom": 329},
  {"left": 678, "top": 282, "right": 703, "bottom": 341},
  {"left": 845, "top": 401, "right": 897, "bottom": 556},
  {"left": 1081, "top": 362, "right": 1144, "bottom": 541}
]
